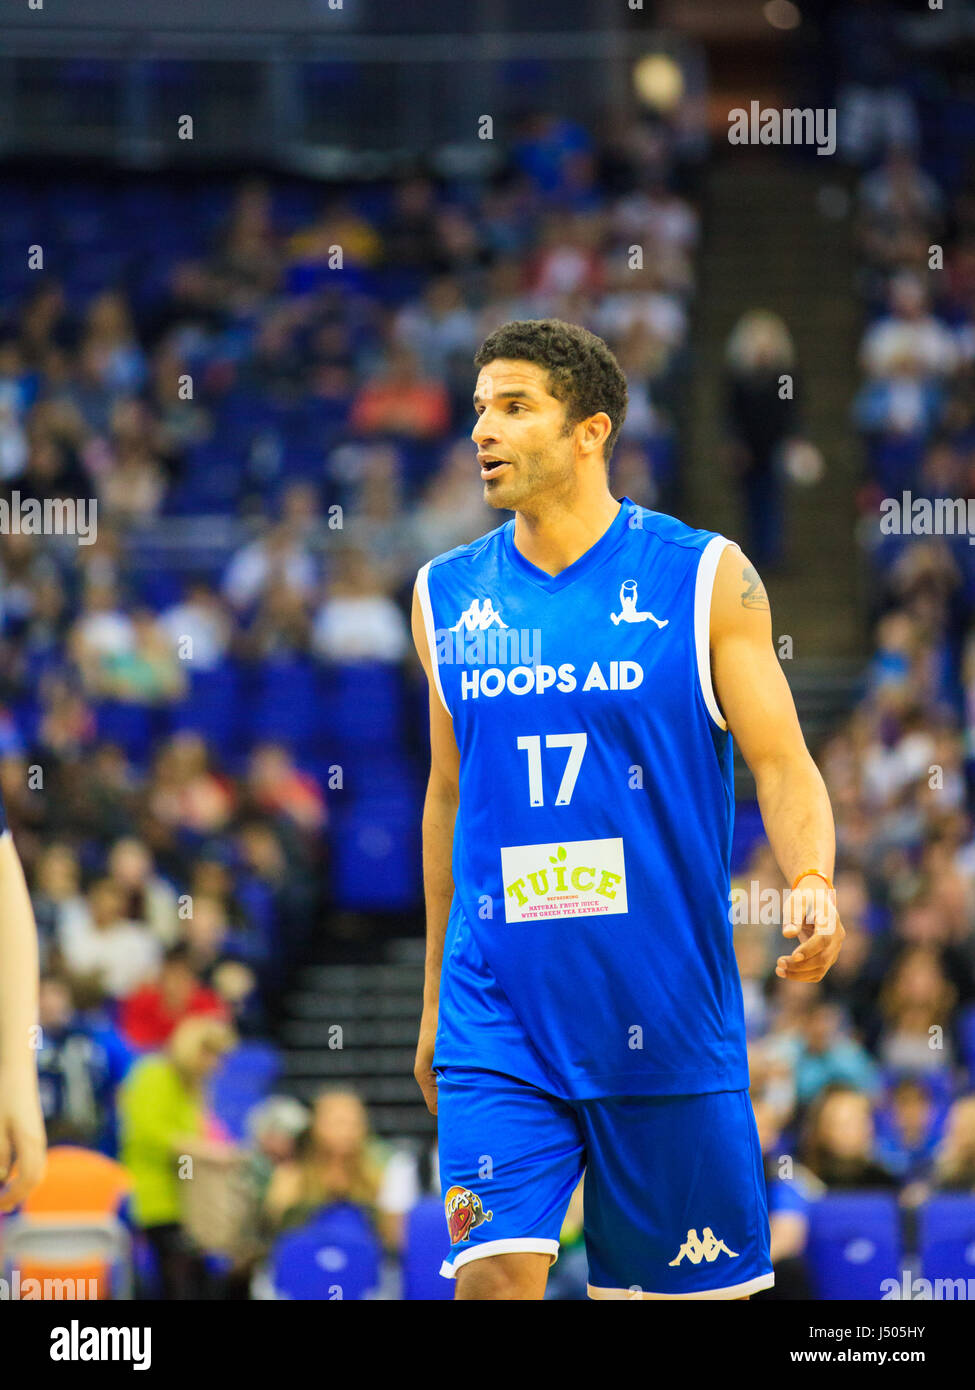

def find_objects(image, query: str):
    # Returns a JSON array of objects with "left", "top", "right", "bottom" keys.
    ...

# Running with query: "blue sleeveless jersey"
[{"left": 416, "top": 498, "right": 749, "bottom": 1099}]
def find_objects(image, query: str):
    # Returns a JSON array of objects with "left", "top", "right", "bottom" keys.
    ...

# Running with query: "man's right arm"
[{"left": 410, "top": 581, "right": 460, "bottom": 1116}]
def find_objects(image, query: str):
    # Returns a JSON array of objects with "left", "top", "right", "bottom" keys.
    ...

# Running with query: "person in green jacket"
[{"left": 119, "top": 1013, "right": 236, "bottom": 1298}]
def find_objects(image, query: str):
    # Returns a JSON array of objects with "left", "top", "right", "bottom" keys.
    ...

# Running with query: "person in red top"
[{"left": 121, "top": 943, "right": 228, "bottom": 1051}]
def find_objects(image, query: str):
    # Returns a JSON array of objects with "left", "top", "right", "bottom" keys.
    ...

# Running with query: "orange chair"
[{"left": 1, "top": 1146, "right": 133, "bottom": 1299}]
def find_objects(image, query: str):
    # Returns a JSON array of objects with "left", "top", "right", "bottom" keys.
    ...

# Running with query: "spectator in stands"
[
  {"left": 928, "top": 1094, "right": 975, "bottom": 1192},
  {"left": 107, "top": 835, "right": 180, "bottom": 947},
  {"left": 121, "top": 943, "right": 229, "bottom": 1051},
  {"left": 36, "top": 676, "right": 96, "bottom": 761},
  {"left": 404, "top": 439, "right": 495, "bottom": 569},
  {"left": 82, "top": 290, "right": 147, "bottom": 395},
  {"left": 235, "top": 819, "right": 317, "bottom": 997},
  {"left": 180, "top": 891, "right": 249, "bottom": 977},
  {"left": 511, "top": 112, "right": 594, "bottom": 202},
  {"left": 69, "top": 579, "right": 135, "bottom": 694},
  {"left": 782, "top": 1001, "right": 881, "bottom": 1106},
  {"left": 221, "top": 1094, "right": 310, "bottom": 1296},
  {"left": 336, "top": 444, "right": 411, "bottom": 586},
  {"left": 222, "top": 520, "right": 319, "bottom": 615},
  {"left": 212, "top": 176, "right": 282, "bottom": 306},
  {"left": 57, "top": 876, "right": 161, "bottom": 1002},
  {"left": 36, "top": 971, "right": 133, "bottom": 1152},
  {"left": 262, "top": 1088, "right": 418, "bottom": 1250},
  {"left": 94, "top": 608, "right": 186, "bottom": 705},
  {"left": 348, "top": 345, "right": 450, "bottom": 441},
  {"left": 874, "top": 1077, "right": 943, "bottom": 1182},
  {"left": 800, "top": 1084, "right": 899, "bottom": 1190},
  {"left": 158, "top": 581, "right": 232, "bottom": 672},
  {"left": 286, "top": 194, "right": 382, "bottom": 270},
  {"left": 876, "top": 946, "right": 958, "bottom": 1075},
  {"left": 752, "top": 1092, "right": 821, "bottom": 1301},
  {"left": 723, "top": 310, "right": 800, "bottom": 570},
  {"left": 239, "top": 576, "right": 313, "bottom": 661},
  {"left": 393, "top": 275, "right": 480, "bottom": 384},
  {"left": 149, "top": 732, "right": 236, "bottom": 836},
  {"left": 118, "top": 1014, "right": 238, "bottom": 1298},
  {"left": 857, "top": 146, "right": 943, "bottom": 288},
  {"left": 734, "top": 924, "right": 773, "bottom": 1041},
  {"left": 244, "top": 743, "right": 326, "bottom": 836},
  {"left": 382, "top": 175, "right": 439, "bottom": 269},
  {"left": 29, "top": 842, "right": 86, "bottom": 963},
  {"left": 311, "top": 547, "right": 409, "bottom": 664},
  {"left": 860, "top": 271, "right": 960, "bottom": 382}
]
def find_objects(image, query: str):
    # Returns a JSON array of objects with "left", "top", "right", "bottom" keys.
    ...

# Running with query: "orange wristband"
[{"left": 791, "top": 869, "right": 834, "bottom": 894}]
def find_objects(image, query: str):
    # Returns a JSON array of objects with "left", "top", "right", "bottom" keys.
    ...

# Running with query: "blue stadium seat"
[
  {"left": 270, "top": 1204, "right": 382, "bottom": 1300},
  {"left": 92, "top": 701, "right": 158, "bottom": 766},
  {"left": 322, "top": 663, "right": 404, "bottom": 750},
  {"left": 806, "top": 1194, "right": 901, "bottom": 1300},
  {"left": 332, "top": 805, "right": 421, "bottom": 911},
  {"left": 918, "top": 1195, "right": 975, "bottom": 1289},
  {"left": 209, "top": 1042, "right": 280, "bottom": 1143},
  {"left": 168, "top": 662, "right": 243, "bottom": 759},
  {"left": 402, "top": 1196, "right": 452, "bottom": 1300},
  {"left": 249, "top": 656, "right": 321, "bottom": 754}
]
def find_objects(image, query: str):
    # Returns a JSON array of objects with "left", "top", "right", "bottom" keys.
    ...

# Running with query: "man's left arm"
[{"left": 710, "top": 545, "right": 845, "bottom": 982}]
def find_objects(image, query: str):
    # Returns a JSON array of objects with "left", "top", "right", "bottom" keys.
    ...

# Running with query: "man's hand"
[
  {"left": 0, "top": 1068, "right": 47, "bottom": 1211},
  {"left": 775, "top": 877, "right": 846, "bottom": 983},
  {"left": 414, "top": 1008, "right": 439, "bottom": 1116}
]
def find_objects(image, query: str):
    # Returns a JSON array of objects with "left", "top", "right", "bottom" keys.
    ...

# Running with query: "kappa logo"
[
  {"left": 668, "top": 1227, "right": 739, "bottom": 1267},
  {"left": 610, "top": 579, "right": 668, "bottom": 628},
  {"left": 449, "top": 598, "right": 509, "bottom": 632},
  {"left": 444, "top": 1185, "right": 493, "bottom": 1244}
]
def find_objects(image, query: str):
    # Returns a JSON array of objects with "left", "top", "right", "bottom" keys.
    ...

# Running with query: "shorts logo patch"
[
  {"left": 668, "top": 1226, "right": 739, "bottom": 1267},
  {"left": 500, "top": 838, "right": 627, "bottom": 922},
  {"left": 445, "top": 1185, "right": 494, "bottom": 1244}
]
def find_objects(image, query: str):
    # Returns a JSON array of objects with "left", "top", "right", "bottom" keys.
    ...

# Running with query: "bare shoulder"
[
  {"left": 711, "top": 543, "right": 772, "bottom": 642},
  {"left": 410, "top": 578, "right": 433, "bottom": 676}
]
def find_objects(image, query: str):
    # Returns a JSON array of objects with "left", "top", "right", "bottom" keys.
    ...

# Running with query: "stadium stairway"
[
  {"left": 278, "top": 939, "right": 434, "bottom": 1144},
  {"left": 275, "top": 159, "right": 871, "bottom": 1121},
  {"left": 681, "top": 151, "right": 869, "bottom": 793},
  {"left": 684, "top": 151, "right": 865, "bottom": 654}
]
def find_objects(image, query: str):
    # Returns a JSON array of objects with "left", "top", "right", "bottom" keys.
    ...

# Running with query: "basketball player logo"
[
  {"left": 449, "top": 598, "right": 509, "bottom": 632},
  {"left": 668, "top": 1226, "right": 739, "bottom": 1266},
  {"left": 444, "top": 1185, "right": 494, "bottom": 1244},
  {"left": 610, "top": 579, "right": 668, "bottom": 628}
]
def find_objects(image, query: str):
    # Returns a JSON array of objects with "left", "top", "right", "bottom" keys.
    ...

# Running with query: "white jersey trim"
[
  {"left": 694, "top": 535, "right": 734, "bottom": 732},
  {"left": 440, "top": 1237, "right": 560, "bottom": 1278},
  {"left": 416, "top": 561, "right": 451, "bottom": 718},
  {"left": 588, "top": 1270, "right": 774, "bottom": 1300}
]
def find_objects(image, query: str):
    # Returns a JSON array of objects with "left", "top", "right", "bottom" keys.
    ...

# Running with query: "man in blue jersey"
[{"left": 411, "top": 319, "right": 845, "bottom": 1300}]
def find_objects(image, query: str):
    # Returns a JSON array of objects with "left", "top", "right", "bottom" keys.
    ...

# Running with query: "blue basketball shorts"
[{"left": 437, "top": 1067, "right": 773, "bottom": 1299}]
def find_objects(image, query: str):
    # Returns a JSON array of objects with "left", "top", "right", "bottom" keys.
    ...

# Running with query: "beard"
[{"left": 482, "top": 437, "right": 575, "bottom": 512}]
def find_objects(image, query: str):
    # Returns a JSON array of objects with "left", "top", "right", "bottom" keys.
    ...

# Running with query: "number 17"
[{"left": 516, "top": 732, "right": 588, "bottom": 807}]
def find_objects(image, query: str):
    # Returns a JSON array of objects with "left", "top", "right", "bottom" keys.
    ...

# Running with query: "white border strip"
[
  {"left": 694, "top": 536, "right": 734, "bottom": 732},
  {"left": 588, "top": 1270, "right": 774, "bottom": 1300},
  {"left": 440, "top": 1237, "right": 560, "bottom": 1278},
  {"left": 416, "top": 561, "right": 451, "bottom": 718}
]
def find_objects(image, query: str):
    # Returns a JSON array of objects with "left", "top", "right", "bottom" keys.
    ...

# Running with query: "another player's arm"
[
  {"left": 0, "top": 820, "right": 47, "bottom": 1209},
  {"left": 710, "top": 547, "right": 845, "bottom": 983},
  {"left": 411, "top": 582, "right": 461, "bottom": 1115}
]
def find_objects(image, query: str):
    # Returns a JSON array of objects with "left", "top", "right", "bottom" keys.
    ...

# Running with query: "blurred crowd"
[
  {"left": 1, "top": 20, "right": 974, "bottom": 1297},
  {"left": 740, "top": 83, "right": 975, "bottom": 1296},
  {"left": 0, "top": 107, "right": 700, "bottom": 1297}
]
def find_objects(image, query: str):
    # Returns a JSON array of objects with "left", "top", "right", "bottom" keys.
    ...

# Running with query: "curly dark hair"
[{"left": 473, "top": 318, "right": 628, "bottom": 464}]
